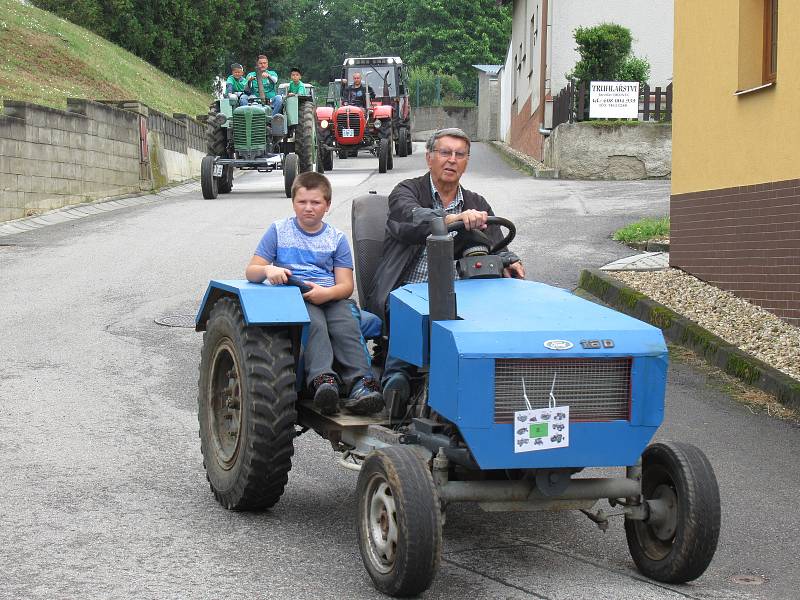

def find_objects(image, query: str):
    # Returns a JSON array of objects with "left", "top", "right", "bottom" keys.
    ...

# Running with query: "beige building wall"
[{"left": 672, "top": 0, "right": 800, "bottom": 194}]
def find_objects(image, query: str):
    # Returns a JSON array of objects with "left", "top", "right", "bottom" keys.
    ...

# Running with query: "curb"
[
  {"left": 488, "top": 141, "right": 558, "bottom": 179},
  {"left": 578, "top": 268, "right": 800, "bottom": 411},
  {"left": 627, "top": 241, "right": 670, "bottom": 252}
]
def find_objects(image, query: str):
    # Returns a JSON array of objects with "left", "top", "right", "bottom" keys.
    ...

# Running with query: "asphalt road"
[{"left": 1, "top": 143, "right": 798, "bottom": 599}]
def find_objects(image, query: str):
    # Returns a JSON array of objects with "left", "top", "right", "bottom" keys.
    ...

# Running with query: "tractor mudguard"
[
  {"left": 316, "top": 106, "right": 334, "bottom": 121},
  {"left": 373, "top": 105, "right": 393, "bottom": 119},
  {"left": 284, "top": 95, "right": 300, "bottom": 127},
  {"left": 195, "top": 280, "right": 309, "bottom": 332}
]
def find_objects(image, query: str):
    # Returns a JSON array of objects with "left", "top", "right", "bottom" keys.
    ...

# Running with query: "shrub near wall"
[{"left": 544, "top": 121, "right": 671, "bottom": 180}]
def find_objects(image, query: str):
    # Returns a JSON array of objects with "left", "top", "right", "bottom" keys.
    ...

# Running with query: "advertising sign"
[{"left": 589, "top": 81, "right": 640, "bottom": 119}]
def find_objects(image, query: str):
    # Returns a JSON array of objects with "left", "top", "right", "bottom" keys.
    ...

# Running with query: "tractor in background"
[
  {"left": 316, "top": 56, "right": 413, "bottom": 173},
  {"left": 202, "top": 72, "right": 318, "bottom": 199}
]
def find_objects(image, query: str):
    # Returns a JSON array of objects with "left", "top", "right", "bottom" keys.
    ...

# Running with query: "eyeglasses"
[{"left": 432, "top": 148, "right": 469, "bottom": 160}]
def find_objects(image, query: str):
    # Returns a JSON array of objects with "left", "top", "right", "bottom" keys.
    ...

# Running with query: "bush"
[
  {"left": 568, "top": 23, "right": 650, "bottom": 86},
  {"left": 408, "top": 66, "right": 464, "bottom": 106},
  {"left": 612, "top": 216, "right": 670, "bottom": 244}
]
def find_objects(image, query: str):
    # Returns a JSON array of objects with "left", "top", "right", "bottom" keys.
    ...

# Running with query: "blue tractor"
[{"left": 195, "top": 195, "right": 721, "bottom": 597}]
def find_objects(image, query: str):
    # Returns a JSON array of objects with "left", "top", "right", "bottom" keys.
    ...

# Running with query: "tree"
[
  {"left": 568, "top": 23, "right": 650, "bottom": 86},
  {"left": 360, "top": 0, "right": 511, "bottom": 99}
]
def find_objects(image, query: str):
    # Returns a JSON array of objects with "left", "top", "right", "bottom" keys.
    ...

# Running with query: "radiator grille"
[
  {"left": 233, "top": 110, "right": 266, "bottom": 150},
  {"left": 336, "top": 110, "right": 362, "bottom": 138},
  {"left": 494, "top": 358, "right": 632, "bottom": 423}
]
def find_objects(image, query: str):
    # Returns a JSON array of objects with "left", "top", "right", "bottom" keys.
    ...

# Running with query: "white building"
[{"left": 498, "top": 0, "right": 673, "bottom": 160}]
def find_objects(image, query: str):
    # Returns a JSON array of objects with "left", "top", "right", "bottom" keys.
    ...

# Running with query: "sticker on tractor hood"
[{"left": 544, "top": 339, "right": 573, "bottom": 350}]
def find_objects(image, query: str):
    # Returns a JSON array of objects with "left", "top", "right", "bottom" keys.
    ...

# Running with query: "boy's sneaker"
[
  {"left": 341, "top": 377, "right": 384, "bottom": 416},
  {"left": 312, "top": 374, "right": 339, "bottom": 415}
]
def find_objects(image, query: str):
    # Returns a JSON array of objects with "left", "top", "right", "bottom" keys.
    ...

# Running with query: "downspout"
[{"left": 538, "top": 0, "right": 551, "bottom": 143}]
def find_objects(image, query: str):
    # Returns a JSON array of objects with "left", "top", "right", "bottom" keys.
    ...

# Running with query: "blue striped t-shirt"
[{"left": 254, "top": 217, "right": 353, "bottom": 287}]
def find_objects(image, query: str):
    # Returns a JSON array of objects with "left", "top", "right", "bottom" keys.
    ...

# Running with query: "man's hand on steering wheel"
[{"left": 445, "top": 209, "right": 488, "bottom": 231}]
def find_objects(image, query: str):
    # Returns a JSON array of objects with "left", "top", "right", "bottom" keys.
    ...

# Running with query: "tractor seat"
[{"left": 351, "top": 193, "right": 389, "bottom": 336}]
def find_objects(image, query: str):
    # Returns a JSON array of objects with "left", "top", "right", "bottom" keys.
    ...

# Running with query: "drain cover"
[
  {"left": 732, "top": 574, "right": 766, "bottom": 585},
  {"left": 154, "top": 314, "right": 196, "bottom": 328}
]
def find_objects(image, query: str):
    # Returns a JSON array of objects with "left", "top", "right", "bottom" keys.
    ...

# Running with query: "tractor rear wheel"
[
  {"left": 316, "top": 144, "right": 325, "bottom": 174},
  {"left": 205, "top": 107, "right": 228, "bottom": 157},
  {"left": 198, "top": 297, "right": 297, "bottom": 510},
  {"left": 284, "top": 153, "right": 298, "bottom": 198},
  {"left": 357, "top": 446, "right": 442, "bottom": 597},
  {"left": 296, "top": 101, "right": 317, "bottom": 173},
  {"left": 201, "top": 155, "right": 218, "bottom": 199},
  {"left": 625, "top": 441, "right": 720, "bottom": 583},
  {"left": 378, "top": 138, "right": 390, "bottom": 173},
  {"left": 218, "top": 165, "right": 233, "bottom": 194},
  {"left": 397, "top": 128, "right": 408, "bottom": 157}
]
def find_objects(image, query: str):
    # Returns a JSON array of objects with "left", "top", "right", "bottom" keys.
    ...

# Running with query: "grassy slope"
[{"left": 0, "top": 0, "right": 209, "bottom": 116}]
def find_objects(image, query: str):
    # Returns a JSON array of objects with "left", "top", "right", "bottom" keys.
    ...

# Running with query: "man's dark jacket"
[{"left": 365, "top": 173, "right": 509, "bottom": 322}]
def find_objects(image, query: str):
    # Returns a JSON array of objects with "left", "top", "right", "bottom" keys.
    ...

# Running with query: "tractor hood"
[{"left": 388, "top": 278, "right": 668, "bottom": 469}]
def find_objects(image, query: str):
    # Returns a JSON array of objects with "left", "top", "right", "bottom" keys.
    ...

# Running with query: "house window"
[
  {"left": 529, "top": 6, "right": 538, "bottom": 77},
  {"left": 763, "top": 0, "right": 778, "bottom": 83},
  {"left": 513, "top": 54, "right": 518, "bottom": 103}
]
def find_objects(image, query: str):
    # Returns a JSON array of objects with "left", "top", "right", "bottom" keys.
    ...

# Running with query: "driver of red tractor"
[
  {"left": 365, "top": 128, "right": 525, "bottom": 406},
  {"left": 343, "top": 72, "right": 376, "bottom": 109},
  {"left": 226, "top": 63, "right": 250, "bottom": 107},
  {"left": 245, "top": 55, "right": 283, "bottom": 115}
]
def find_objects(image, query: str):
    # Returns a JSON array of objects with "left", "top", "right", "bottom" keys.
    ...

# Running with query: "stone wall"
[
  {"left": 411, "top": 107, "right": 478, "bottom": 141},
  {"left": 543, "top": 121, "right": 671, "bottom": 180},
  {"left": 0, "top": 99, "right": 208, "bottom": 222}
]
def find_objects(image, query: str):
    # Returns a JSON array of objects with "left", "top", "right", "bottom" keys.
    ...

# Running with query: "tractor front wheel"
[
  {"left": 338, "top": 149, "right": 348, "bottom": 160},
  {"left": 625, "top": 441, "right": 720, "bottom": 583},
  {"left": 378, "top": 138, "right": 390, "bottom": 174},
  {"left": 322, "top": 148, "right": 333, "bottom": 171},
  {"left": 397, "top": 127, "right": 408, "bottom": 157},
  {"left": 284, "top": 153, "right": 298, "bottom": 198},
  {"left": 218, "top": 165, "right": 234, "bottom": 194},
  {"left": 201, "top": 155, "right": 218, "bottom": 199},
  {"left": 198, "top": 297, "right": 297, "bottom": 510},
  {"left": 357, "top": 446, "right": 442, "bottom": 597}
]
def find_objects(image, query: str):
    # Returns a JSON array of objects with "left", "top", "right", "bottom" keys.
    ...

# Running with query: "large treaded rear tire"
[
  {"left": 296, "top": 101, "right": 317, "bottom": 173},
  {"left": 206, "top": 106, "right": 227, "bottom": 156},
  {"left": 198, "top": 297, "right": 297, "bottom": 510},
  {"left": 625, "top": 441, "right": 720, "bottom": 583},
  {"left": 357, "top": 446, "right": 442, "bottom": 597}
]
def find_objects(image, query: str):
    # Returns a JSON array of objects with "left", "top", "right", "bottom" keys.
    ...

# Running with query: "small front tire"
[
  {"left": 201, "top": 155, "right": 218, "bottom": 199},
  {"left": 397, "top": 127, "right": 408, "bottom": 157},
  {"left": 378, "top": 137, "right": 390, "bottom": 174},
  {"left": 284, "top": 153, "right": 298, "bottom": 198},
  {"left": 357, "top": 446, "right": 442, "bottom": 597},
  {"left": 625, "top": 441, "right": 721, "bottom": 583}
]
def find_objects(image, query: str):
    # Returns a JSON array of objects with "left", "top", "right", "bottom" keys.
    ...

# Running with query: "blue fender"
[{"left": 195, "top": 280, "right": 310, "bottom": 331}]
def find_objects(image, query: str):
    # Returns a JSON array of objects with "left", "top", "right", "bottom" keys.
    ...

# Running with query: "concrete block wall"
[
  {"left": 0, "top": 100, "right": 141, "bottom": 222},
  {"left": 411, "top": 107, "right": 478, "bottom": 141},
  {"left": 0, "top": 98, "right": 209, "bottom": 222}
]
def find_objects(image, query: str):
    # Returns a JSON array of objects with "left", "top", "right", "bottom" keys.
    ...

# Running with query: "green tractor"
[{"left": 202, "top": 74, "right": 318, "bottom": 199}]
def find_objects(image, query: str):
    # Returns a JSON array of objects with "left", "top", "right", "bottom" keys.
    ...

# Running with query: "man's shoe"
[
  {"left": 382, "top": 373, "right": 411, "bottom": 418},
  {"left": 311, "top": 374, "right": 339, "bottom": 415},
  {"left": 341, "top": 377, "right": 384, "bottom": 416}
]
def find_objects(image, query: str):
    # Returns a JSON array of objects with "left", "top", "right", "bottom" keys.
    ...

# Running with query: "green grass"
[
  {"left": 612, "top": 216, "right": 670, "bottom": 243},
  {"left": 0, "top": 0, "right": 209, "bottom": 116}
]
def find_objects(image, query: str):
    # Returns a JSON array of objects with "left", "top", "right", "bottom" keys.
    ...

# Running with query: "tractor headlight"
[
  {"left": 320, "top": 119, "right": 329, "bottom": 128},
  {"left": 373, "top": 119, "right": 382, "bottom": 128}
]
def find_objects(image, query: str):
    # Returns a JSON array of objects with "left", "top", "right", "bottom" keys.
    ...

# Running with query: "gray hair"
[{"left": 425, "top": 128, "right": 471, "bottom": 154}]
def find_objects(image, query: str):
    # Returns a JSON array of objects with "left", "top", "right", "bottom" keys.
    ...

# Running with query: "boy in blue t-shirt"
[{"left": 246, "top": 172, "right": 384, "bottom": 416}]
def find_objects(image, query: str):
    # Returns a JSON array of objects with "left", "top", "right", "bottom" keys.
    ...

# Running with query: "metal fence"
[{"left": 552, "top": 81, "right": 672, "bottom": 129}]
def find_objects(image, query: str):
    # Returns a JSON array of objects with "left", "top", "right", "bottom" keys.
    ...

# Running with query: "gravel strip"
[{"left": 613, "top": 268, "right": 800, "bottom": 381}]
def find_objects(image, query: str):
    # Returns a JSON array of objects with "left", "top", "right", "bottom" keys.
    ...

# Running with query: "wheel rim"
[
  {"left": 364, "top": 475, "right": 399, "bottom": 574},
  {"left": 633, "top": 464, "right": 679, "bottom": 560},
  {"left": 207, "top": 338, "right": 243, "bottom": 469}
]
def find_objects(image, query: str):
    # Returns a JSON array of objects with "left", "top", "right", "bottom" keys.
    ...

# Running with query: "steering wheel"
[{"left": 445, "top": 216, "right": 516, "bottom": 255}]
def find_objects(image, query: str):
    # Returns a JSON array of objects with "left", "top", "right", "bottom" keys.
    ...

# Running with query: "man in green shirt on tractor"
[{"left": 246, "top": 54, "right": 283, "bottom": 115}]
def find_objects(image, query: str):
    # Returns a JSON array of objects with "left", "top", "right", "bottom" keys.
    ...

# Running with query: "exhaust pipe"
[{"left": 427, "top": 216, "right": 457, "bottom": 321}]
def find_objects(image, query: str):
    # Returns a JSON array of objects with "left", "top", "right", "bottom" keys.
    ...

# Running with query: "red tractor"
[{"left": 316, "top": 56, "right": 413, "bottom": 173}]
